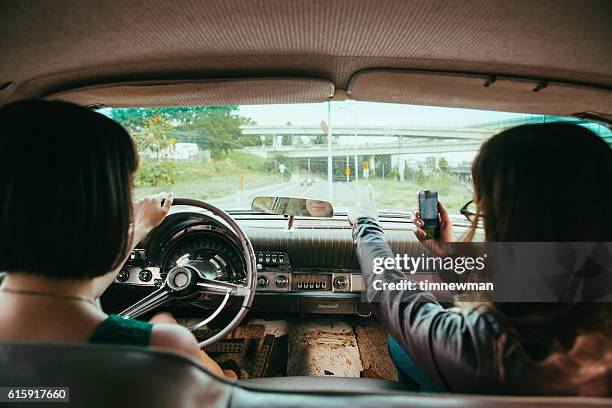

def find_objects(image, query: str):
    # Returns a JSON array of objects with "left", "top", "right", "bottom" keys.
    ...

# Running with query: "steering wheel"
[{"left": 117, "top": 198, "right": 257, "bottom": 348}]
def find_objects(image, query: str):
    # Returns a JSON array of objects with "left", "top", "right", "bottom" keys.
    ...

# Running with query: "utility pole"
[
  {"left": 353, "top": 102, "right": 358, "bottom": 182},
  {"left": 326, "top": 102, "right": 333, "bottom": 201},
  {"left": 346, "top": 154, "right": 350, "bottom": 182},
  {"left": 273, "top": 134, "right": 277, "bottom": 181}
]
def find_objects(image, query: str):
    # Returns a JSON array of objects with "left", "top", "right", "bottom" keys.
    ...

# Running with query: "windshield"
[{"left": 101, "top": 102, "right": 611, "bottom": 216}]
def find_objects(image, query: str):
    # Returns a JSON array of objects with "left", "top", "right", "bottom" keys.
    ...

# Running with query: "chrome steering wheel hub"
[{"left": 166, "top": 266, "right": 195, "bottom": 292}]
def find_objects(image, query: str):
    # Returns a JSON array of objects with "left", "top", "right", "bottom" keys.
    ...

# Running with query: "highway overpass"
[
  {"left": 243, "top": 140, "right": 483, "bottom": 159},
  {"left": 241, "top": 124, "right": 499, "bottom": 140},
  {"left": 240, "top": 123, "right": 502, "bottom": 159}
]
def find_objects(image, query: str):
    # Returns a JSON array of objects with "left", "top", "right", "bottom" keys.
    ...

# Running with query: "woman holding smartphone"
[{"left": 349, "top": 122, "right": 612, "bottom": 396}]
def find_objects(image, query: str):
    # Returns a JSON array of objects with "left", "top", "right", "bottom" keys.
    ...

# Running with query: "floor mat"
[{"left": 355, "top": 322, "right": 398, "bottom": 381}]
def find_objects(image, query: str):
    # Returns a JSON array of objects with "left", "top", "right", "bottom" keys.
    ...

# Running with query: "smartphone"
[{"left": 418, "top": 190, "right": 440, "bottom": 240}]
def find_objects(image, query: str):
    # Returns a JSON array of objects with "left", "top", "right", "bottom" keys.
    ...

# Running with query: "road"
[{"left": 210, "top": 180, "right": 370, "bottom": 210}]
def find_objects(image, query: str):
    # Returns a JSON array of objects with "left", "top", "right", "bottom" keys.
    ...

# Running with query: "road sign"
[
  {"left": 363, "top": 161, "right": 369, "bottom": 170},
  {"left": 279, "top": 164, "right": 286, "bottom": 174},
  {"left": 345, "top": 167, "right": 351, "bottom": 176}
]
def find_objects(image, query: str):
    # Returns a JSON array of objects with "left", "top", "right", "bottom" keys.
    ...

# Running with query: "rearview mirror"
[{"left": 251, "top": 196, "right": 334, "bottom": 218}]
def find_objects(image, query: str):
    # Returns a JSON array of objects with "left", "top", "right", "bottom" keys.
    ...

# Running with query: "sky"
[
  {"left": 238, "top": 101, "right": 540, "bottom": 128},
  {"left": 237, "top": 102, "right": 548, "bottom": 166},
  {"left": 101, "top": 102, "right": 608, "bottom": 167}
]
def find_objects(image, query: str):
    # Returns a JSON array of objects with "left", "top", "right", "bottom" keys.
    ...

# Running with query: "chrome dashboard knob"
[
  {"left": 257, "top": 276, "right": 269, "bottom": 288},
  {"left": 138, "top": 269, "right": 153, "bottom": 282},
  {"left": 333, "top": 276, "right": 348, "bottom": 290},
  {"left": 117, "top": 269, "right": 130, "bottom": 282},
  {"left": 275, "top": 275, "right": 288, "bottom": 288}
]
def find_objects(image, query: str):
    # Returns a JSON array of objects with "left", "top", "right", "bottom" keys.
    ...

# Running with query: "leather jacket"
[{"left": 352, "top": 216, "right": 611, "bottom": 396}]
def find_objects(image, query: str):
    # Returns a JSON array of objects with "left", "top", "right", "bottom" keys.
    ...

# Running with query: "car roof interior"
[{"left": 1, "top": 0, "right": 611, "bottom": 119}]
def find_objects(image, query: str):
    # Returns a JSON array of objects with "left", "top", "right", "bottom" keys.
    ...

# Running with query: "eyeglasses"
[{"left": 460, "top": 200, "right": 478, "bottom": 222}]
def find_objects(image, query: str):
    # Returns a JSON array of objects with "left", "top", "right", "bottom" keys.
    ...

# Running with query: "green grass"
[{"left": 134, "top": 151, "right": 276, "bottom": 200}]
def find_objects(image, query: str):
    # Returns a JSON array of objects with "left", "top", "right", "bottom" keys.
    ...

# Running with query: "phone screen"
[
  {"left": 418, "top": 190, "right": 438, "bottom": 220},
  {"left": 418, "top": 190, "right": 439, "bottom": 240}
]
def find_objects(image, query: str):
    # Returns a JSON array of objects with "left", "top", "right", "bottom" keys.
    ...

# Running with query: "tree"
[
  {"left": 131, "top": 115, "right": 176, "bottom": 187},
  {"left": 438, "top": 157, "right": 450, "bottom": 174},
  {"left": 109, "top": 107, "right": 220, "bottom": 132},
  {"left": 107, "top": 106, "right": 256, "bottom": 157},
  {"left": 311, "top": 134, "right": 327, "bottom": 144},
  {"left": 415, "top": 166, "right": 427, "bottom": 185},
  {"left": 182, "top": 108, "right": 254, "bottom": 157},
  {"left": 133, "top": 115, "right": 175, "bottom": 161},
  {"left": 281, "top": 134, "right": 293, "bottom": 146},
  {"left": 424, "top": 156, "right": 437, "bottom": 175}
]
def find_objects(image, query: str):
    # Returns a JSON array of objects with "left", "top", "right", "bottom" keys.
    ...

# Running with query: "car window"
[{"left": 101, "top": 102, "right": 611, "bottom": 216}]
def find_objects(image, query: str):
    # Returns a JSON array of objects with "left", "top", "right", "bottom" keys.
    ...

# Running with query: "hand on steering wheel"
[{"left": 132, "top": 192, "right": 173, "bottom": 243}]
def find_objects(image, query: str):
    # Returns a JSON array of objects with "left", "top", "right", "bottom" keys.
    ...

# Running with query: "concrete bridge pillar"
[
  {"left": 368, "top": 155, "right": 376, "bottom": 176},
  {"left": 398, "top": 156, "right": 406, "bottom": 181}
]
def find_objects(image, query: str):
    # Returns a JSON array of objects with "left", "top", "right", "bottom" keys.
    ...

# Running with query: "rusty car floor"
[{"left": 203, "top": 317, "right": 397, "bottom": 381}]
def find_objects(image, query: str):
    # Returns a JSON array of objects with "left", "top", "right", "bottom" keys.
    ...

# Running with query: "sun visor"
[
  {"left": 48, "top": 78, "right": 334, "bottom": 107},
  {"left": 348, "top": 70, "right": 612, "bottom": 117}
]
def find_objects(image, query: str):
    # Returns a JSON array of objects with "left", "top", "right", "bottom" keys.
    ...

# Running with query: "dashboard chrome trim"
[{"left": 113, "top": 266, "right": 161, "bottom": 287}]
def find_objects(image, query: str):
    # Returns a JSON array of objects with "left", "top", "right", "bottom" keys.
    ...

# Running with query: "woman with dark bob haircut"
[
  {"left": 0, "top": 99, "right": 236, "bottom": 379},
  {"left": 350, "top": 122, "right": 612, "bottom": 396}
]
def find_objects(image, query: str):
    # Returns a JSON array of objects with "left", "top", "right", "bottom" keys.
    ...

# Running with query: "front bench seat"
[{"left": 1, "top": 342, "right": 610, "bottom": 408}]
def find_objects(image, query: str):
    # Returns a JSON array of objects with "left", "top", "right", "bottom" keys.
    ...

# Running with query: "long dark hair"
[
  {"left": 465, "top": 122, "right": 612, "bottom": 359},
  {"left": 469, "top": 122, "right": 612, "bottom": 242},
  {"left": 0, "top": 100, "right": 138, "bottom": 279}
]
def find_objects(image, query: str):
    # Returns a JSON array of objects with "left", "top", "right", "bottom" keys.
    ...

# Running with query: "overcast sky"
[{"left": 238, "top": 101, "right": 539, "bottom": 128}]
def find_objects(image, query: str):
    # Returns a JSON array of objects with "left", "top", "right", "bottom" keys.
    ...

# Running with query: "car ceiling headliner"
[{"left": 0, "top": 0, "right": 611, "bottom": 109}]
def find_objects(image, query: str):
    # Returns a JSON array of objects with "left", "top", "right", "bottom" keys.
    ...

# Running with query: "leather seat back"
[
  {"left": 0, "top": 341, "right": 232, "bottom": 407},
  {"left": 1, "top": 341, "right": 610, "bottom": 408}
]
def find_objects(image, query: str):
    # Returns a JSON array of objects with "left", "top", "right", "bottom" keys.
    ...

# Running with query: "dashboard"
[{"left": 105, "top": 210, "right": 470, "bottom": 315}]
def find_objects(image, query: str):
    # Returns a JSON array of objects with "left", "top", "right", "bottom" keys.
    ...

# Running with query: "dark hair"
[
  {"left": 0, "top": 99, "right": 138, "bottom": 279},
  {"left": 464, "top": 122, "right": 612, "bottom": 359},
  {"left": 468, "top": 122, "right": 612, "bottom": 242}
]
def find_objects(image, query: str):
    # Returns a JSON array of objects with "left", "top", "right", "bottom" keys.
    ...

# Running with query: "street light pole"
[
  {"left": 346, "top": 154, "right": 350, "bottom": 182},
  {"left": 327, "top": 101, "right": 333, "bottom": 201},
  {"left": 352, "top": 101, "right": 358, "bottom": 183}
]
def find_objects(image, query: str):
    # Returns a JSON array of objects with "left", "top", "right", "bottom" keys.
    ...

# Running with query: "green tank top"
[{"left": 89, "top": 314, "right": 153, "bottom": 346}]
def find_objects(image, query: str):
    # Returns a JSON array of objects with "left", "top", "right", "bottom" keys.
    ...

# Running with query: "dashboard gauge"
[{"left": 162, "top": 232, "right": 245, "bottom": 284}]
